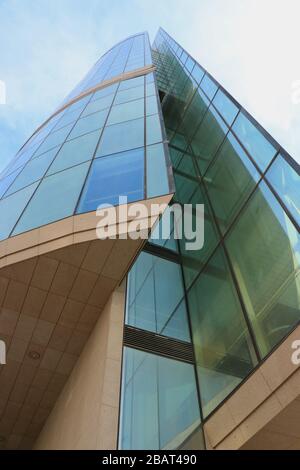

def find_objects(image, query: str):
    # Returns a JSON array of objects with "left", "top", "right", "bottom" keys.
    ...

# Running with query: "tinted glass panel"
[
  {"left": 119, "top": 347, "right": 202, "bottom": 450},
  {"left": 78, "top": 148, "right": 144, "bottom": 212},
  {"left": 191, "top": 105, "right": 228, "bottom": 175},
  {"left": 107, "top": 98, "right": 144, "bottom": 125},
  {"left": 212, "top": 89, "right": 239, "bottom": 126},
  {"left": 6, "top": 148, "right": 58, "bottom": 195},
  {"left": 13, "top": 163, "right": 89, "bottom": 234},
  {"left": 205, "top": 132, "right": 260, "bottom": 233},
  {"left": 97, "top": 118, "right": 144, "bottom": 157},
  {"left": 67, "top": 109, "right": 108, "bottom": 140},
  {"left": 188, "top": 246, "right": 258, "bottom": 417},
  {"left": 266, "top": 154, "right": 300, "bottom": 225},
  {"left": 232, "top": 112, "right": 277, "bottom": 171},
  {"left": 226, "top": 182, "right": 300, "bottom": 357},
  {"left": 48, "top": 131, "right": 99, "bottom": 175},
  {"left": 0, "top": 183, "right": 39, "bottom": 240}
]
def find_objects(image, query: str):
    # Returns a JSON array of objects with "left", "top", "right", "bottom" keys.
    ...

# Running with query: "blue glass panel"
[
  {"left": 78, "top": 148, "right": 144, "bottom": 212},
  {"left": 13, "top": 163, "right": 89, "bottom": 234},
  {"left": 200, "top": 74, "right": 218, "bottom": 100},
  {"left": 97, "top": 118, "right": 144, "bottom": 157},
  {"left": 114, "top": 85, "right": 144, "bottom": 105},
  {"left": 0, "top": 183, "right": 39, "bottom": 240},
  {"left": 6, "top": 148, "right": 58, "bottom": 195},
  {"left": 146, "top": 143, "right": 169, "bottom": 198},
  {"left": 81, "top": 94, "right": 114, "bottom": 116},
  {"left": 34, "top": 124, "right": 73, "bottom": 156},
  {"left": 118, "top": 76, "right": 144, "bottom": 91},
  {"left": 0, "top": 167, "right": 24, "bottom": 198},
  {"left": 192, "top": 64, "right": 205, "bottom": 84},
  {"left": 266, "top": 154, "right": 300, "bottom": 225},
  {"left": 67, "top": 109, "right": 108, "bottom": 140},
  {"left": 232, "top": 112, "right": 277, "bottom": 170},
  {"left": 146, "top": 114, "right": 162, "bottom": 145},
  {"left": 212, "top": 89, "right": 239, "bottom": 126},
  {"left": 90, "top": 83, "right": 118, "bottom": 101},
  {"left": 107, "top": 98, "right": 144, "bottom": 125},
  {"left": 47, "top": 131, "right": 100, "bottom": 175}
]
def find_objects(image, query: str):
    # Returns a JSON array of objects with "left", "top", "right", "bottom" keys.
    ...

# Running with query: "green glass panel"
[
  {"left": 188, "top": 246, "right": 258, "bottom": 417},
  {"left": 180, "top": 186, "right": 219, "bottom": 289},
  {"left": 226, "top": 182, "right": 300, "bottom": 357},
  {"left": 205, "top": 132, "right": 260, "bottom": 233},
  {"left": 119, "top": 347, "right": 202, "bottom": 449},
  {"left": 191, "top": 105, "right": 228, "bottom": 175}
]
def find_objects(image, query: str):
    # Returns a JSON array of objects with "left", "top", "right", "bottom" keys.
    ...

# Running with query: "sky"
[{"left": 0, "top": 0, "right": 299, "bottom": 172}]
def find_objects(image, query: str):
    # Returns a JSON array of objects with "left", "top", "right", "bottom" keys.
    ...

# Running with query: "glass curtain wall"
[{"left": 151, "top": 27, "right": 300, "bottom": 420}]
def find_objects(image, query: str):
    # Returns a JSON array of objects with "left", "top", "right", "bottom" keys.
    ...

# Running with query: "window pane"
[
  {"left": 97, "top": 118, "right": 144, "bottom": 157},
  {"left": 78, "top": 148, "right": 144, "bottom": 211},
  {"left": 107, "top": 98, "right": 144, "bottom": 125},
  {"left": 146, "top": 114, "right": 162, "bottom": 145},
  {"left": 91, "top": 83, "right": 118, "bottom": 101},
  {"left": 191, "top": 105, "right": 228, "bottom": 175},
  {"left": 266, "top": 154, "right": 300, "bottom": 225},
  {"left": 67, "top": 109, "right": 108, "bottom": 140},
  {"left": 119, "top": 76, "right": 144, "bottom": 90},
  {"left": 200, "top": 74, "right": 218, "bottom": 100},
  {"left": 48, "top": 131, "right": 99, "bottom": 175},
  {"left": 0, "top": 167, "right": 24, "bottom": 198},
  {"left": 178, "top": 88, "right": 210, "bottom": 142},
  {"left": 114, "top": 85, "right": 144, "bottom": 105},
  {"left": 119, "top": 347, "right": 202, "bottom": 450},
  {"left": 127, "top": 251, "right": 190, "bottom": 341},
  {"left": 179, "top": 186, "right": 219, "bottom": 289},
  {"left": 13, "top": 163, "right": 89, "bottom": 234},
  {"left": 205, "top": 132, "right": 260, "bottom": 233},
  {"left": 54, "top": 107, "right": 83, "bottom": 131},
  {"left": 34, "top": 124, "right": 73, "bottom": 156},
  {"left": 188, "top": 246, "right": 257, "bottom": 417},
  {"left": 0, "top": 183, "right": 39, "bottom": 240},
  {"left": 146, "top": 143, "right": 169, "bottom": 198},
  {"left": 226, "top": 182, "right": 300, "bottom": 357},
  {"left": 212, "top": 89, "right": 239, "bottom": 126},
  {"left": 192, "top": 64, "right": 205, "bottom": 84},
  {"left": 6, "top": 148, "right": 58, "bottom": 195},
  {"left": 81, "top": 94, "right": 114, "bottom": 116},
  {"left": 146, "top": 95, "right": 158, "bottom": 116},
  {"left": 232, "top": 112, "right": 277, "bottom": 170}
]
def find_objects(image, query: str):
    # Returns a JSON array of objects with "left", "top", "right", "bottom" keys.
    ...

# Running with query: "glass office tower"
[
  {"left": 0, "top": 28, "right": 299, "bottom": 451},
  {"left": 118, "top": 28, "right": 300, "bottom": 450}
]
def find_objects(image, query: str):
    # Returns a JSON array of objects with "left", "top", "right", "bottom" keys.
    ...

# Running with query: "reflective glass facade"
[
  {"left": 0, "top": 33, "right": 171, "bottom": 240},
  {"left": 1, "top": 27, "right": 299, "bottom": 451},
  {"left": 119, "top": 28, "right": 299, "bottom": 449}
]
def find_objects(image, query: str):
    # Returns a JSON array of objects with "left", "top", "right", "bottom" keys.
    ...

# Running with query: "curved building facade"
[{"left": 0, "top": 29, "right": 299, "bottom": 451}]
